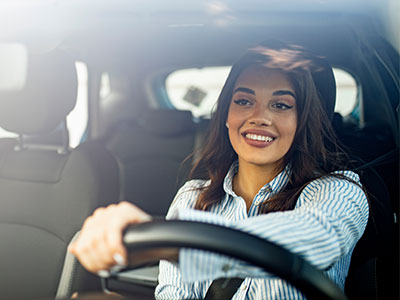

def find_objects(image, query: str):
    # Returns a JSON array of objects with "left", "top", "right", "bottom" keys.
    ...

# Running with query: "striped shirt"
[{"left": 155, "top": 161, "right": 369, "bottom": 299}]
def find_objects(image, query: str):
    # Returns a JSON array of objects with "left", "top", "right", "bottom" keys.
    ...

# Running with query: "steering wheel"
[{"left": 120, "top": 220, "right": 348, "bottom": 300}]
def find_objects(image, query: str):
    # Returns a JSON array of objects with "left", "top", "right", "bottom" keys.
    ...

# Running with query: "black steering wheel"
[{"left": 121, "top": 220, "right": 348, "bottom": 300}]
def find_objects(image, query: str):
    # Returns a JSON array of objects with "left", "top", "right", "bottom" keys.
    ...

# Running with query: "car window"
[
  {"left": 67, "top": 62, "right": 88, "bottom": 148},
  {"left": 0, "top": 61, "right": 88, "bottom": 148},
  {"left": 165, "top": 66, "right": 357, "bottom": 118},
  {"left": 165, "top": 67, "right": 231, "bottom": 118}
]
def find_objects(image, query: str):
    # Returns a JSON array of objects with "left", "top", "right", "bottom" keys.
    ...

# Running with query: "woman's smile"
[
  {"left": 226, "top": 66, "right": 297, "bottom": 170},
  {"left": 241, "top": 129, "right": 277, "bottom": 147}
]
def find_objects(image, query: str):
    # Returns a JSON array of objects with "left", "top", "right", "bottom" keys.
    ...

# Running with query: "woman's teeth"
[{"left": 245, "top": 134, "right": 274, "bottom": 142}]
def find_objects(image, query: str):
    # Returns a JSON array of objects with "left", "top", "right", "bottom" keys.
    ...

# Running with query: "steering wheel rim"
[{"left": 123, "top": 220, "right": 348, "bottom": 300}]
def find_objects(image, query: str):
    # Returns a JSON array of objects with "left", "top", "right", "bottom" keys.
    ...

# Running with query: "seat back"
[
  {"left": 0, "top": 49, "right": 120, "bottom": 299},
  {"left": 344, "top": 166, "right": 395, "bottom": 300},
  {"left": 333, "top": 114, "right": 397, "bottom": 300},
  {"left": 105, "top": 109, "right": 196, "bottom": 216}
]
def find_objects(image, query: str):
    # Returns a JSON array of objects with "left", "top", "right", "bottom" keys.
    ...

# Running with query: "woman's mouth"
[{"left": 242, "top": 132, "right": 276, "bottom": 148}]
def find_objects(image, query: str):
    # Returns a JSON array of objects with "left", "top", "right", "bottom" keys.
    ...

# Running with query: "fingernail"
[
  {"left": 113, "top": 253, "right": 126, "bottom": 266},
  {"left": 97, "top": 270, "right": 110, "bottom": 278},
  {"left": 110, "top": 264, "right": 125, "bottom": 273}
]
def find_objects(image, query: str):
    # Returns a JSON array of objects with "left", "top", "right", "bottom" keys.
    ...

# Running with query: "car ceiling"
[
  {"left": 0, "top": 0, "right": 396, "bottom": 64},
  {"left": 0, "top": 0, "right": 398, "bottom": 141}
]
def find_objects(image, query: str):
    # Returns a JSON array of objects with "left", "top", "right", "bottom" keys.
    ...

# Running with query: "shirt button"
[
  {"left": 241, "top": 284, "right": 248, "bottom": 290},
  {"left": 263, "top": 186, "right": 272, "bottom": 193}
]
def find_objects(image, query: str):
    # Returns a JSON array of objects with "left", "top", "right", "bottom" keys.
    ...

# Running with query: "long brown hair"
[{"left": 191, "top": 40, "right": 351, "bottom": 213}]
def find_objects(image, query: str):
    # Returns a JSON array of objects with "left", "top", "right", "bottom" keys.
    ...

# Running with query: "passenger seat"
[{"left": 0, "top": 49, "right": 120, "bottom": 299}]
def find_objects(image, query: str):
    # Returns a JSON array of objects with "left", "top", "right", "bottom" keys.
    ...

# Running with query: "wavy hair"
[{"left": 190, "top": 40, "right": 351, "bottom": 213}]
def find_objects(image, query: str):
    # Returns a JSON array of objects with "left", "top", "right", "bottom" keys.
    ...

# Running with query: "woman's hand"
[{"left": 68, "top": 201, "right": 152, "bottom": 275}]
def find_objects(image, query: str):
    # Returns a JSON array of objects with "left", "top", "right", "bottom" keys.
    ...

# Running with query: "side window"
[
  {"left": 166, "top": 67, "right": 230, "bottom": 118},
  {"left": 165, "top": 66, "right": 357, "bottom": 118},
  {"left": 0, "top": 61, "right": 88, "bottom": 148},
  {"left": 67, "top": 61, "right": 88, "bottom": 148},
  {"left": 333, "top": 69, "right": 358, "bottom": 116}
]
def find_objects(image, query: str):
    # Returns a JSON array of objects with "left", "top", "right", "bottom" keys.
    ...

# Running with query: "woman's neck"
[{"left": 233, "top": 160, "right": 282, "bottom": 211}]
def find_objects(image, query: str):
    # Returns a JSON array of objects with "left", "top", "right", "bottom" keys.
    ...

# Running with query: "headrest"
[
  {"left": 310, "top": 56, "right": 336, "bottom": 120},
  {"left": 0, "top": 49, "right": 77, "bottom": 135},
  {"left": 136, "top": 110, "right": 196, "bottom": 137}
]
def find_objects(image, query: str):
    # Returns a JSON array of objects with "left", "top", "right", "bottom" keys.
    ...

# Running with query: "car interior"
[{"left": 0, "top": 1, "right": 398, "bottom": 300}]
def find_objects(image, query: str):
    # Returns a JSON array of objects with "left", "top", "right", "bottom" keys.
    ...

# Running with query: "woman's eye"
[
  {"left": 233, "top": 99, "right": 252, "bottom": 106},
  {"left": 272, "top": 102, "right": 293, "bottom": 110}
]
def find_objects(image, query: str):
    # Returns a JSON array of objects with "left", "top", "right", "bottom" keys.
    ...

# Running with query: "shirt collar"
[
  {"left": 223, "top": 160, "right": 291, "bottom": 197},
  {"left": 223, "top": 161, "right": 239, "bottom": 196}
]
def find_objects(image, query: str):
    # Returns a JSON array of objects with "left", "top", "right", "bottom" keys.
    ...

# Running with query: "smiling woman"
[
  {"left": 70, "top": 40, "right": 369, "bottom": 300},
  {"left": 227, "top": 67, "right": 298, "bottom": 193},
  {"left": 0, "top": 1, "right": 398, "bottom": 299},
  {"left": 191, "top": 40, "right": 344, "bottom": 214},
  {"left": 154, "top": 41, "right": 368, "bottom": 299}
]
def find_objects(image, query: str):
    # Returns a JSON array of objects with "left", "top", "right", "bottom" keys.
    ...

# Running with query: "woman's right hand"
[{"left": 68, "top": 201, "right": 152, "bottom": 276}]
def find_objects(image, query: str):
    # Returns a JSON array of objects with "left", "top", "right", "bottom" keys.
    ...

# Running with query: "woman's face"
[{"left": 226, "top": 66, "right": 297, "bottom": 171}]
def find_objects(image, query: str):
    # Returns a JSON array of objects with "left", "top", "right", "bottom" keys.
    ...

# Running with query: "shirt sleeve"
[
  {"left": 175, "top": 173, "right": 369, "bottom": 282},
  {"left": 155, "top": 180, "right": 210, "bottom": 299}
]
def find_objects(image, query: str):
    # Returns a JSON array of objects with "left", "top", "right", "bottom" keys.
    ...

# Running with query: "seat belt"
[{"left": 204, "top": 277, "right": 244, "bottom": 300}]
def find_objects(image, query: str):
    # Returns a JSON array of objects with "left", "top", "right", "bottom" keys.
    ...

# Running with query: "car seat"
[
  {"left": 305, "top": 50, "right": 396, "bottom": 298},
  {"left": 0, "top": 49, "right": 120, "bottom": 299},
  {"left": 105, "top": 109, "right": 196, "bottom": 216},
  {"left": 333, "top": 114, "right": 397, "bottom": 300}
]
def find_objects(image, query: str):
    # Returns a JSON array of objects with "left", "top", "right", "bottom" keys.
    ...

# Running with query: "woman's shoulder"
[
  {"left": 166, "top": 179, "right": 210, "bottom": 219},
  {"left": 303, "top": 169, "right": 363, "bottom": 196},
  {"left": 297, "top": 170, "right": 368, "bottom": 219},
  {"left": 331, "top": 169, "right": 360, "bottom": 182},
  {"left": 308, "top": 169, "right": 359, "bottom": 183}
]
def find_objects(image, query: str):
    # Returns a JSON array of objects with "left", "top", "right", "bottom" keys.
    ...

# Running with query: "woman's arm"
[
  {"left": 175, "top": 172, "right": 369, "bottom": 282},
  {"left": 69, "top": 179, "right": 204, "bottom": 280}
]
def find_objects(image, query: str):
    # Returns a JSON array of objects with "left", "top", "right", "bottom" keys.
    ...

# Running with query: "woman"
[{"left": 69, "top": 40, "right": 368, "bottom": 299}]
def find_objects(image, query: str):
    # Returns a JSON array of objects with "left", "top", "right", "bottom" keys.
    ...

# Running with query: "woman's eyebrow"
[
  {"left": 272, "top": 90, "right": 296, "bottom": 98},
  {"left": 233, "top": 87, "right": 255, "bottom": 95}
]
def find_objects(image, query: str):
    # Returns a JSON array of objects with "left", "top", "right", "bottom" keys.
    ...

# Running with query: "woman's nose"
[{"left": 248, "top": 107, "right": 272, "bottom": 126}]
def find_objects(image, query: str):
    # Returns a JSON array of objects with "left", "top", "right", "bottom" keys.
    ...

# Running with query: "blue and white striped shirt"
[{"left": 155, "top": 162, "right": 368, "bottom": 299}]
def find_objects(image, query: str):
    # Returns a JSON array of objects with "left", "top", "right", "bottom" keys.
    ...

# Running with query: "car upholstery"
[{"left": 0, "top": 49, "right": 120, "bottom": 300}]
